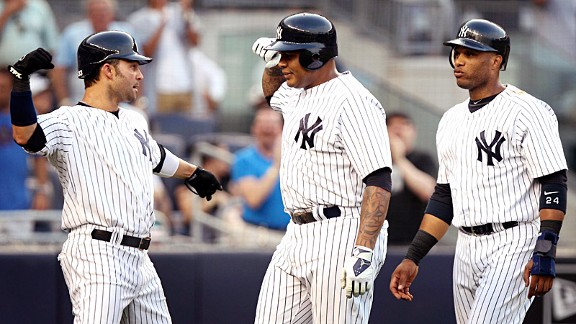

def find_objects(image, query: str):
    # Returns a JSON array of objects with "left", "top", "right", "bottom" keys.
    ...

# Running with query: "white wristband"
[{"left": 156, "top": 147, "right": 179, "bottom": 177}]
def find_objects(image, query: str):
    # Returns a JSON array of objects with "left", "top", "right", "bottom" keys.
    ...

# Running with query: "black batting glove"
[
  {"left": 8, "top": 48, "right": 54, "bottom": 81},
  {"left": 184, "top": 167, "right": 223, "bottom": 201}
]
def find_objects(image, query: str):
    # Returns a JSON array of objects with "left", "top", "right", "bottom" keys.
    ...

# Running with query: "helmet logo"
[
  {"left": 276, "top": 26, "right": 283, "bottom": 40},
  {"left": 458, "top": 25, "right": 471, "bottom": 38}
]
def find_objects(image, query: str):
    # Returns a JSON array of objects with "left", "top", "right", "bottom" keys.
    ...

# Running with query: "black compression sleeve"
[
  {"left": 424, "top": 183, "right": 453, "bottom": 224},
  {"left": 364, "top": 167, "right": 392, "bottom": 192},
  {"left": 538, "top": 170, "right": 567, "bottom": 212},
  {"left": 152, "top": 144, "right": 167, "bottom": 173}
]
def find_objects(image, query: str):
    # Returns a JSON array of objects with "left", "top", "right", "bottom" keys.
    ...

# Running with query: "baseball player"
[
  {"left": 389, "top": 19, "right": 568, "bottom": 324},
  {"left": 8, "top": 31, "right": 222, "bottom": 323},
  {"left": 251, "top": 12, "right": 392, "bottom": 324}
]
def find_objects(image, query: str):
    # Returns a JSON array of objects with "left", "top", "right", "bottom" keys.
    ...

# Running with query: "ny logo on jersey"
[
  {"left": 295, "top": 113, "right": 323, "bottom": 150},
  {"left": 475, "top": 130, "right": 505, "bottom": 166},
  {"left": 134, "top": 129, "right": 152, "bottom": 162}
]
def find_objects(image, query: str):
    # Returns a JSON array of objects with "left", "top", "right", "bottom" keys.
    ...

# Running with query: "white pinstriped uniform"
[
  {"left": 436, "top": 85, "right": 567, "bottom": 324},
  {"left": 32, "top": 104, "right": 171, "bottom": 323},
  {"left": 255, "top": 72, "right": 392, "bottom": 324}
]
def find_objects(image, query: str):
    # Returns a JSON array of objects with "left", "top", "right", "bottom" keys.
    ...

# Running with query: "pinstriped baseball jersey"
[
  {"left": 436, "top": 84, "right": 567, "bottom": 228},
  {"left": 259, "top": 71, "right": 391, "bottom": 324},
  {"left": 270, "top": 71, "right": 392, "bottom": 214},
  {"left": 33, "top": 104, "right": 163, "bottom": 236}
]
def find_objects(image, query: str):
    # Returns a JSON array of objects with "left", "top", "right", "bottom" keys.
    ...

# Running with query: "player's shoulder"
[
  {"left": 334, "top": 72, "right": 382, "bottom": 106},
  {"left": 501, "top": 84, "right": 555, "bottom": 116},
  {"left": 120, "top": 106, "right": 149, "bottom": 124}
]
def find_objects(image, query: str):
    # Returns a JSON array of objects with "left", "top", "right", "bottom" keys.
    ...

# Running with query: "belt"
[
  {"left": 91, "top": 229, "right": 151, "bottom": 250},
  {"left": 291, "top": 206, "right": 341, "bottom": 225},
  {"left": 460, "top": 221, "right": 519, "bottom": 236}
]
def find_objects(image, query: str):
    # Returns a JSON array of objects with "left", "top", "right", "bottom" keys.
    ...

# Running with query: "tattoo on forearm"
[
  {"left": 262, "top": 68, "right": 285, "bottom": 98},
  {"left": 357, "top": 186, "right": 390, "bottom": 248},
  {"left": 265, "top": 67, "right": 283, "bottom": 77}
]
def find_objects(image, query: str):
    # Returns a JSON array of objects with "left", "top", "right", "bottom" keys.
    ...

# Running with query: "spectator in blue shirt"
[{"left": 230, "top": 107, "right": 290, "bottom": 231}]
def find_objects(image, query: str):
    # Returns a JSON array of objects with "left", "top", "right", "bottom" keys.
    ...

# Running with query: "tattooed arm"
[
  {"left": 356, "top": 186, "right": 391, "bottom": 249},
  {"left": 262, "top": 66, "right": 285, "bottom": 98}
]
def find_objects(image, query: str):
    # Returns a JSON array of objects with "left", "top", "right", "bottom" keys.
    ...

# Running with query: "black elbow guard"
[{"left": 20, "top": 125, "right": 47, "bottom": 152}]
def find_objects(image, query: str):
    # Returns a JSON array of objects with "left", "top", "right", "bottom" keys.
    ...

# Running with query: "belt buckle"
[
  {"left": 470, "top": 226, "right": 480, "bottom": 236},
  {"left": 138, "top": 237, "right": 151, "bottom": 250}
]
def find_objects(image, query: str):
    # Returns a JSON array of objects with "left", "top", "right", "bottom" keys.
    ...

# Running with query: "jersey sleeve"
[
  {"left": 269, "top": 82, "right": 299, "bottom": 113},
  {"left": 339, "top": 98, "right": 392, "bottom": 180},
  {"left": 34, "top": 109, "right": 72, "bottom": 157},
  {"left": 517, "top": 102, "right": 567, "bottom": 178}
]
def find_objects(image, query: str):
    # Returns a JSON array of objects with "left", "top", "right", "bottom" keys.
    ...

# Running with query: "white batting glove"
[
  {"left": 252, "top": 37, "right": 281, "bottom": 68},
  {"left": 341, "top": 246, "right": 375, "bottom": 299}
]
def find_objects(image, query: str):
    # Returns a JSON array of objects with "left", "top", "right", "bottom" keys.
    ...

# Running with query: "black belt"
[
  {"left": 460, "top": 221, "right": 519, "bottom": 236},
  {"left": 291, "top": 206, "right": 341, "bottom": 225},
  {"left": 91, "top": 229, "right": 151, "bottom": 250}
]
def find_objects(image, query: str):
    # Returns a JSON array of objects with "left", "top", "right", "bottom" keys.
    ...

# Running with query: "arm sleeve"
[{"left": 424, "top": 183, "right": 454, "bottom": 224}]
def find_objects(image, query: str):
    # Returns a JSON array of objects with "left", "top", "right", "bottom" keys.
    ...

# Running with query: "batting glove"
[
  {"left": 184, "top": 167, "right": 223, "bottom": 201},
  {"left": 8, "top": 48, "right": 54, "bottom": 80},
  {"left": 341, "top": 246, "right": 375, "bottom": 298},
  {"left": 252, "top": 37, "right": 281, "bottom": 68}
]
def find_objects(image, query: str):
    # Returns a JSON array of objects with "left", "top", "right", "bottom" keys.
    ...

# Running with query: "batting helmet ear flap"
[
  {"left": 302, "top": 52, "right": 323, "bottom": 70},
  {"left": 448, "top": 48, "right": 456, "bottom": 69}
]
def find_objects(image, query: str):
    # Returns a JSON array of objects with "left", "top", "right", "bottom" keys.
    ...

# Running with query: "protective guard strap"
[
  {"left": 153, "top": 144, "right": 179, "bottom": 177},
  {"left": 424, "top": 183, "right": 453, "bottom": 225},
  {"left": 531, "top": 230, "right": 559, "bottom": 277}
]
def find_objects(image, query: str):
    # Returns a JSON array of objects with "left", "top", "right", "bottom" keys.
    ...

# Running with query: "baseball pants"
[
  {"left": 58, "top": 225, "right": 171, "bottom": 324},
  {"left": 255, "top": 216, "right": 388, "bottom": 324},
  {"left": 453, "top": 221, "right": 539, "bottom": 324}
]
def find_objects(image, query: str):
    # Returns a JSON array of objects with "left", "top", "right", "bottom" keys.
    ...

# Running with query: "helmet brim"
[
  {"left": 112, "top": 53, "right": 153, "bottom": 65},
  {"left": 443, "top": 38, "right": 498, "bottom": 53},
  {"left": 266, "top": 41, "right": 325, "bottom": 52}
]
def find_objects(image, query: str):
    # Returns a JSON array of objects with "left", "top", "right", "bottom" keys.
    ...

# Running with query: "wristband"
[{"left": 404, "top": 230, "right": 438, "bottom": 266}]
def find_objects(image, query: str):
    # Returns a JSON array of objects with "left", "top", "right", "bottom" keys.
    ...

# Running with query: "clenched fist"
[{"left": 8, "top": 48, "right": 54, "bottom": 80}]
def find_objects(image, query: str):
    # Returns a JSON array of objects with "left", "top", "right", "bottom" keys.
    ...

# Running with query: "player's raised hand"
[
  {"left": 252, "top": 37, "right": 281, "bottom": 68},
  {"left": 390, "top": 259, "right": 419, "bottom": 301},
  {"left": 185, "top": 167, "right": 223, "bottom": 201},
  {"left": 341, "top": 246, "right": 375, "bottom": 298},
  {"left": 8, "top": 48, "right": 54, "bottom": 80}
]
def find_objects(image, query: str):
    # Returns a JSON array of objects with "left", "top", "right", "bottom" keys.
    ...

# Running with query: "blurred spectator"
[
  {"left": 0, "top": 0, "right": 59, "bottom": 66},
  {"left": 386, "top": 112, "right": 436, "bottom": 244},
  {"left": 188, "top": 45, "right": 226, "bottom": 117},
  {"left": 173, "top": 143, "right": 233, "bottom": 239},
  {"left": 0, "top": 67, "right": 53, "bottom": 233},
  {"left": 128, "top": 0, "right": 201, "bottom": 115},
  {"left": 230, "top": 107, "right": 290, "bottom": 232},
  {"left": 51, "top": 0, "right": 134, "bottom": 106},
  {"left": 532, "top": 0, "right": 576, "bottom": 57}
]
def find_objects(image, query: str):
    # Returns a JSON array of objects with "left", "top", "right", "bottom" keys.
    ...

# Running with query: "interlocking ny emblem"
[
  {"left": 134, "top": 129, "right": 152, "bottom": 162},
  {"left": 295, "top": 113, "right": 323, "bottom": 150},
  {"left": 475, "top": 130, "right": 505, "bottom": 166}
]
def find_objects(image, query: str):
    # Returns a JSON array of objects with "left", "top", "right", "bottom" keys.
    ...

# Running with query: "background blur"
[{"left": 1, "top": 0, "right": 576, "bottom": 323}]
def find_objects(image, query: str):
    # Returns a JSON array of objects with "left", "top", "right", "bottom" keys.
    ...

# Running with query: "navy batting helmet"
[
  {"left": 266, "top": 12, "right": 337, "bottom": 70},
  {"left": 443, "top": 19, "right": 510, "bottom": 71},
  {"left": 77, "top": 30, "right": 152, "bottom": 79}
]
